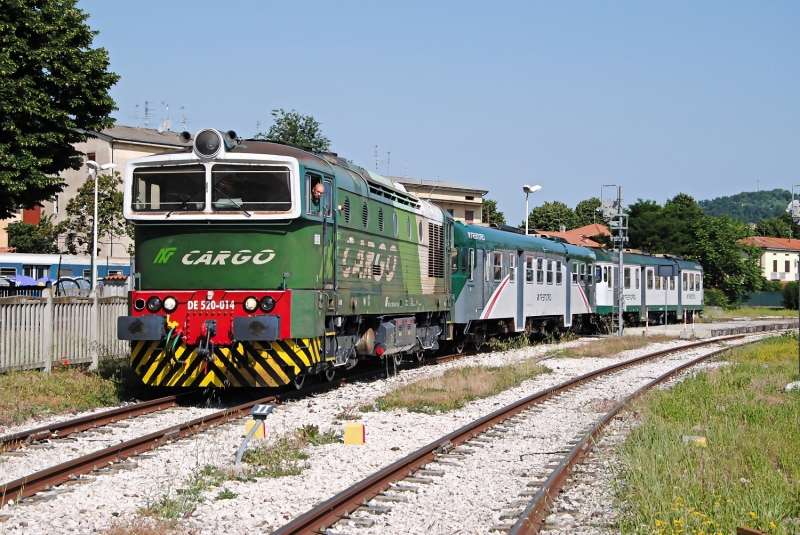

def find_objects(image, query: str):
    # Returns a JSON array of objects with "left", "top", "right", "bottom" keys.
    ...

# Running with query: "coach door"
[
  {"left": 322, "top": 179, "right": 334, "bottom": 289},
  {"left": 474, "top": 249, "right": 486, "bottom": 313}
]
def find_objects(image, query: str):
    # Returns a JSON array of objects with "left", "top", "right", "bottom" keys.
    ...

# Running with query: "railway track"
[
  {"left": 0, "top": 349, "right": 468, "bottom": 504},
  {"left": 271, "top": 335, "right": 750, "bottom": 535}
]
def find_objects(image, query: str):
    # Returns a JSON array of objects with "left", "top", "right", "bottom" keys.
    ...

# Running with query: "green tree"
[
  {"left": 7, "top": 215, "right": 60, "bottom": 253},
  {"left": 0, "top": 0, "right": 119, "bottom": 218},
  {"left": 754, "top": 213, "right": 795, "bottom": 238},
  {"left": 524, "top": 201, "right": 577, "bottom": 232},
  {"left": 58, "top": 171, "right": 133, "bottom": 255},
  {"left": 688, "top": 215, "right": 762, "bottom": 302},
  {"left": 254, "top": 109, "right": 330, "bottom": 152},
  {"left": 626, "top": 194, "right": 704, "bottom": 256},
  {"left": 626, "top": 199, "right": 663, "bottom": 250},
  {"left": 574, "top": 197, "right": 601, "bottom": 227},
  {"left": 482, "top": 198, "right": 506, "bottom": 225}
]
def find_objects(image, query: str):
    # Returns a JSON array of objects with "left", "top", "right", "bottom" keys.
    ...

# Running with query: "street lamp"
[
  {"left": 85, "top": 160, "right": 117, "bottom": 290},
  {"left": 522, "top": 184, "right": 542, "bottom": 235}
]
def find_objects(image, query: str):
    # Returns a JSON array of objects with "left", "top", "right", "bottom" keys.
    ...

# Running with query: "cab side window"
[{"left": 493, "top": 251, "right": 503, "bottom": 282}]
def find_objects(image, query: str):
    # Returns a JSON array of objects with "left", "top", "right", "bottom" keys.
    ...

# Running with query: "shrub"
[
  {"left": 783, "top": 281, "right": 798, "bottom": 310},
  {"left": 704, "top": 288, "right": 729, "bottom": 308}
]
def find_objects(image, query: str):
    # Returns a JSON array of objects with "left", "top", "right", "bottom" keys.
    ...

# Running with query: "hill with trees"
[{"left": 697, "top": 189, "right": 791, "bottom": 222}]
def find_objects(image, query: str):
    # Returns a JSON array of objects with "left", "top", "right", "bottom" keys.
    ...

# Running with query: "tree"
[
  {"left": 626, "top": 199, "right": 663, "bottom": 250},
  {"left": 688, "top": 215, "right": 762, "bottom": 302},
  {"left": 482, "top": 199, "right": 506, "bottom": 225},
  {"left": 754, "top": 213, "right": 795, "bottom": 239},
  {"left": 0, "top": 0, "right": 119, "bottom": 218},
  {"left": 58, "top": 171, "right": 133, "bottom": 255},
  {"left": 524, "top": 201, "right": 577, "bottom": 232},
  {"left": 7, "top": 215, "right": 60, "bottom": 253},
  {"left": 574, "top": 197, "right": 601, "bottom": 227},
  {"left": 626, "top": 194, "right": 704, "bottom": 256},
  {"left": 253, "top": 109, "right": 330, "bottom": 152}
]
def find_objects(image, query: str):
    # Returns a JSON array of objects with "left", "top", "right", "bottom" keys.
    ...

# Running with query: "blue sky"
[{"left": 78, "top": 1, "right": 800, "bottom": 225}]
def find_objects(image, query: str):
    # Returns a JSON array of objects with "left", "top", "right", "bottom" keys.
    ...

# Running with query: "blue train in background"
[{"left": 0, "top": 253, "right": 132, "bottom": 289}]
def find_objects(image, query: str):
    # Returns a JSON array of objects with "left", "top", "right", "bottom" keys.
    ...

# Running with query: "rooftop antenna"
[
  {"left": 387, "top": 151, "right": 391, "bottom": 176},
  {"left": 375, "top": 145, "right": 378, "bottom": 171},
  {"left": 144, "top": 101, "right": 153, "bottom": 129},
  {"left": 180, "top": 106, "right": 188, "bottom": 131},
  {"left": 130, "top": 104, "right": 140, "bottom": 130},
  {"left": 256, "top": 120, "right": 261, "bottom": 135},
  {"left": 157, "top": 102, "right": 171, "bottom": 134}
]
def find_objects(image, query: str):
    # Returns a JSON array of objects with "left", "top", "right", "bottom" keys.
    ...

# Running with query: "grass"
[
  {"left": 700, "top": 306, "right": 799, "bottom": 321},
  {"left": 367, "top": 359, "right": 550, "bottom": 414},
  {"left": 615, "top": 333, "right": 800, "bottom": 534},
  {"left": 242, "top": 424, "right": 340, "bottom": 479},
  {"left": 103, "top": 517, "right": 186, "bottom": 535},
  {"left": 0, "top": 364, "right": 121, "bottom": 427},
  {"left": 555, "top": 334, "right": 674, "bottom": 359}
]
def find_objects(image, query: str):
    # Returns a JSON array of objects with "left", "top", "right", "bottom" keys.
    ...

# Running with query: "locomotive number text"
[{"left": 187, "top": 300, "right": 236, "bottom": 311}]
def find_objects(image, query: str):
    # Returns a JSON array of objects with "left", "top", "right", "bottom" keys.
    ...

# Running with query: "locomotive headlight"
[
  {"left": 243, "top": 296, "right": 259, "bottom": 313},
  {"left": 146, "top": 296, "right": 163, "bottom": 313},
  {"left": 194, "top": 129, "right": 222, "bottom": 158},
  {"left": 163, "top": 296, "right": 178, "bottom": 313},
  {"left": 259, "top": 295, "right": 276, "bottom": 313},
  {"left": 133, "top": 298, "right": 146, "bottom": 311}
]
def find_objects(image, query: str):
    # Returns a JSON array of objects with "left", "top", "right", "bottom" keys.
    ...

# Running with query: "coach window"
[
  {"left": 547, "top": 260, "right": 554, "bottom": 285},
  {"left": 635, "top": 268, "right": 640, "bottom": 289},
  {"left": 556, "top": 260, "right": 563, "bottom": 284},
  {"left": 572, "top": 263, "right": 578, "bottom": 284},
  {"left": 695, "top": 274, "right": 701, "bottom": 291},
  {"left": 656, "top": 274, "right": 662, "bottom": 290},
  {"left": 468, "top": 248, "right": 475, "bottom": 281},
  {"left": 646, "top": 269, "right": 654, "bottom": 290},
  {"left": 602, "top": 266, "right": 607, "bottom": 284},
  {"left": 509, "top": 253, "right": 516, "bottom": 282},
  {"left": 526, "top": 256, "right": 534, "bottom": 283},
  {"left": 689, "top": 273, "right": 694, "bottom": 291},
  {"left": 493, "top": 251, "right": 503, "bottom": 282},
  {"left": 484, "top": 253, "right": 490, "bottom": 282},
  {"left": 460, "top": 248, "right": 468, "bottom": 272},
  {"left": 624, "top": 267, "right": 631, "bottom": 289},
  {"left": 682, "top": 273, "right": 688, "bottom": 291},
  {"left": 670, "top": 276, "right": 676, "bottom": 290},
  {"left": 596, "top": 265, "right": 602, "bottom": 284},
  {"left": 580, "top": 262, "right": 587, "bottom": 283},
  {"left": 587, "top": 263, "right": 593, "bottom": 286},
  {"left": 0, "top": 267, "right": 16, "bottom": 277},
  {"left": 536, "top": 258, "right": 544, "bottom": 284}
]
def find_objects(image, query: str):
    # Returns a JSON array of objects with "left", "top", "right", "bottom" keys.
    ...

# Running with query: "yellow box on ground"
[
  {"left": 344, "top": 422, "right": 365, "bottom": 445},
  {"left": 246, "top": 418, "right": 265, "bottom": 439}
]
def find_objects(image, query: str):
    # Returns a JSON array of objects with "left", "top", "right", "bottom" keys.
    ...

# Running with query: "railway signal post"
[
  {"left": 602, "top": 185, "right": 628, "bottom": 337},
  {"left": 788, "top": 189, "right": 800, "bottom": 378}
]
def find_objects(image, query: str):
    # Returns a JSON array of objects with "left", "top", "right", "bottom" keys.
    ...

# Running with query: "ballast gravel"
[{"left": 0, "top": 334, "right": 770, "bottom": 534}]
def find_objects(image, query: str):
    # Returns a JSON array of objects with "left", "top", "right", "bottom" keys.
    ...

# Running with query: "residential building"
[
  {"left": 388, "top": 176, "right": 488, "bottom": 224},
  {"left": 534, "top": 223, "right": 611, "bottom": 247},
  {"left": 1, "top": 125, "right": 187, "bottom": 257},
  {"left": 739, "top": 236, "right": 800, "bottom": 282}
]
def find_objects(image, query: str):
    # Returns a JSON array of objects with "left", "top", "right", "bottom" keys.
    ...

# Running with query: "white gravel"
[{"left": 0, "top": 334, "right": 773, "bottom": 534}]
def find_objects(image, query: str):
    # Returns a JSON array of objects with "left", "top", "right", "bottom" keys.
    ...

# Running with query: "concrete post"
[
  {"left": 43, "top": 288, "right": 53, "bottom": 373},
  {"left": 89, "top": 286, "right": 99, "bottom": 370}
]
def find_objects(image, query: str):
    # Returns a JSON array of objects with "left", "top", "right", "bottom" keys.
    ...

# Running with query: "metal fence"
[{"left": 0, "top": 289, "right": 128, "bottom": 373}]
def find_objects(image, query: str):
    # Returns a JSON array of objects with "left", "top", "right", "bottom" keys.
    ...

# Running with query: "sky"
[{"left": 78, "top": 0, "right": 800, "bottom": 226}]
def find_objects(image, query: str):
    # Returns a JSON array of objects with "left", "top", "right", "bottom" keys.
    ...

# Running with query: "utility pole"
[
  {"left": 787, "top": 189, "right": 800, "bottom": 377},
  {"left": 602, "top": 185, "right": 628, "bottom": 337}
]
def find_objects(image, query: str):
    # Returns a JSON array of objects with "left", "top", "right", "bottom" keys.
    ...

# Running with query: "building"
[
  {"left": 0, "top": 125, "right": 187, "bottom": 257},
  {"left": 739, "top": 236, "right": 800, "bottom": 282},
  {"left": 534, "top": 223, "right": 610, "bottom": 247},
  {"left": 388, "top": 176, "right": 488, "bottom": 224}
]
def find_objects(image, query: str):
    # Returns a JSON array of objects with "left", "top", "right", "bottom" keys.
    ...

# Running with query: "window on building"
[
  {"left": 465, "top": 210, "right": 474, "bottom": 223},
  {"left": 774, "top": 260, "right": 778, "bottom": 272},
  {"left": 493, "top": 251, "right": 503, "bottom": 282},
  {"left": 786, "top": 260, "right": 791, "bottom": 273},
  {"left": 465, "top": 196, "right": 475, "bottom": 200},
  {"left": 509, "top": 253, "right": 516, "bottom": 282},
  {"left": 86, "top": 152, "right": 96, "bottom": 163}
]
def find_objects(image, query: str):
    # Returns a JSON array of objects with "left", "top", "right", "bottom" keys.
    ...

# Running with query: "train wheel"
[
  {"left": 320, "top": 367, "right": 335, "bottom": 382},
  {"left": 293, "top": 373, "right": 306, "bottom": 390}
]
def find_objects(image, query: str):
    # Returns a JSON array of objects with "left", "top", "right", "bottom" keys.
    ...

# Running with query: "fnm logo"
[{"left": 153, "top": 247, "right": 177, "bottom": 264}]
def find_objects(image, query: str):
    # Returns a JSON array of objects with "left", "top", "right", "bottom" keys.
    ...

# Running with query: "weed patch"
[
  {"left": 616, "top": 335, "right": 800, "bottom": 534},
  {"left": 371, "top": 359, "right": 550, "bottom": 414},
  {"left": 558, "top": 335, "right": 673, "bottom": 359},
  {"left": 102, "top": 516, "right": 185, "bottom": 535}
]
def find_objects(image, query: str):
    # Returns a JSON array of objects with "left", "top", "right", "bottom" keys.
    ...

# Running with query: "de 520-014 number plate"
[{"left": 187, "top": 300, "right": 236, "bottom": 311}]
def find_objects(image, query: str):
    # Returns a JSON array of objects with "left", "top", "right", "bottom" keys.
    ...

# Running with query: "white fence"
[{"left": 0, "top": 289, "right": 128, "bottom": 373}]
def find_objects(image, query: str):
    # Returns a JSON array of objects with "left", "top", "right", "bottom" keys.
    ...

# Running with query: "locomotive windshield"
[
  {"left": 132, "top": 165, "right": 206, "bottom": 212},
  {"left": 211, "top": 164, "right": 291, "bottom": 212}
]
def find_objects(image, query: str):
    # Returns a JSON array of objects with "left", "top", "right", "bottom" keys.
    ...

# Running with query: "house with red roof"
[
  {"left": 739, "top": 236, "right": 800, "bottom": 282},
  {"left": 534, "top": 223, "right": 611, "bottom": 247}
]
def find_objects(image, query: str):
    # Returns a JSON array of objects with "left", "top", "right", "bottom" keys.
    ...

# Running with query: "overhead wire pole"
[
  {"left": 788, "top": 187, "right": 800, "bottom": 378},
  {"left": 602, "top": 185, "right": 627, "bottom": 337}
]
